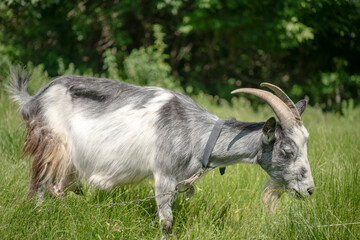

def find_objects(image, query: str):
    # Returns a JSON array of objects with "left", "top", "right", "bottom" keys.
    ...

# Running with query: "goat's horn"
[
  {"left": 231, "top": 88, "right": 296, "bottom": 129},
  {"left": 260, "top": 83, "right": 302, "bottom": 123}
]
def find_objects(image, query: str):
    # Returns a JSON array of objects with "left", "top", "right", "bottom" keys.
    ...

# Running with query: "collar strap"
[{"left": 201, "top": 119, "right": 226, "bottom": 175}]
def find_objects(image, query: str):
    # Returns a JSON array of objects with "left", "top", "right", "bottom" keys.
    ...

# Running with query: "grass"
[{"left": 0, "top": 78, "right": 359, "bottom": 239}]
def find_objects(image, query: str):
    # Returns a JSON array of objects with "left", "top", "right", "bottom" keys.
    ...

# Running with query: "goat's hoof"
[
  {"left": 185, "top": 186, "right": 195, "bottom": 200},
  {"left": 161, "top": 234, "right": 169, "bottom": 240},
  {"left": 73, "top": 187, "right": 83, "bottom": 195},
  {"left": 162, "top": 220, "right": 172, "bottom": 235}
]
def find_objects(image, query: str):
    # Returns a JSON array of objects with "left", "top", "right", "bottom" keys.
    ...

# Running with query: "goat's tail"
[{"left": 7, "top": 65, "right": 32, "bottom": 107}]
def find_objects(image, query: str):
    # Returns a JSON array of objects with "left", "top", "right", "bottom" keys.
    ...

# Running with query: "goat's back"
[{"left": 17, "top": 75, "right": 215, "bottom": 190}]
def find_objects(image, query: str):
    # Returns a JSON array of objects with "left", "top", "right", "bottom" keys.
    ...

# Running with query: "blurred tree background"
[{"left": 0, "top": 0, "right": 359, "bottom": 112}]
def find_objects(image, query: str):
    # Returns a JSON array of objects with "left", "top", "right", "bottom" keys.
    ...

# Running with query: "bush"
[{"left": 124, "top": 24, "right": 181, "bottom": 91}]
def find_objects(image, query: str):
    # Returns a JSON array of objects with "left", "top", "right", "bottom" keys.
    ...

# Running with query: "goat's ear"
[
  {"left": 262, "top": 117, "right": 276, "bottom": 144},
  {"left": 295, "top": 99, "right": 308, "bottom": 116}
]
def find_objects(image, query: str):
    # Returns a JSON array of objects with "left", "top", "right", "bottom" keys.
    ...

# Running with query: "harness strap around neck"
[{"left": 201, "top": 118, "right": 226, "bottom": 175}]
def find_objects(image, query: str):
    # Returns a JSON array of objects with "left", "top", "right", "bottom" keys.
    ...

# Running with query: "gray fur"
[{"left": 62, "top": 75, "right": 160, "bottom": 116}]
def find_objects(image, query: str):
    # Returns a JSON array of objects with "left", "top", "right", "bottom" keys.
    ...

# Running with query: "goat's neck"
[{"left": 207, "top": 121, "right": 264, "bottom": 168}]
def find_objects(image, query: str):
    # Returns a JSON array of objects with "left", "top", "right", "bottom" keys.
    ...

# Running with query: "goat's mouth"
[
  {"left": 289, "top": 185, "right": 314, "bottom": 199},
  {"left": 290, "top": 189, "right": 305, "bottom": 199}
]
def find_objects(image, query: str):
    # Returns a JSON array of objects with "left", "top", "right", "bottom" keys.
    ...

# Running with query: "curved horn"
[
  {"left": 260, "top": 83, "right": 302, "bottom": 123},
  {"left": 231, "top": 88, "right": 296, "bottom": 129}
]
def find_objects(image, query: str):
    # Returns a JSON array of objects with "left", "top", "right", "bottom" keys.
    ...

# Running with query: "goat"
[{"left": 8, "top": 66, "right": 314, "bottom": 234}]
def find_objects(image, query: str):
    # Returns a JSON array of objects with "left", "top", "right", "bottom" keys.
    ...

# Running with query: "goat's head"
[{"left": 232, "top": 83, "right": 314, "bottom": 203}]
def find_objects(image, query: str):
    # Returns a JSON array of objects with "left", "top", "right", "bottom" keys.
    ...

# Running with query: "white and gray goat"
[{"left": 8, "top": 67, "right": 314, "bottom": 233}]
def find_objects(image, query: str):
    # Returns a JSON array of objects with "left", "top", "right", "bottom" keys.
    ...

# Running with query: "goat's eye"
[{"left": 281, "top": 148, "right": 294, "bottom": 158}]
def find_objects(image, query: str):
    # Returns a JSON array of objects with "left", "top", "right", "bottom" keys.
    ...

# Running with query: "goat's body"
[
  {"left": 16, "top": 75, "right": 218, "bottom": 193},
  {"left": 9, "top": 69, "right": 314, "bottom": 235}
]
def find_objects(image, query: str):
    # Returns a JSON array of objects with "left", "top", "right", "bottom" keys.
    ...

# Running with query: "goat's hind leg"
[
  {"left": 24, "top": 122, "right": 71, "bottom": 202},
  {"left": 32, "top": 180, "right": 49, "bottom": 205},
  {"left": 48, "top": 181, "right": 65, "bottom": 198},
  {"left": 48, "top": 170, "right": 82, "bottom": 197}
]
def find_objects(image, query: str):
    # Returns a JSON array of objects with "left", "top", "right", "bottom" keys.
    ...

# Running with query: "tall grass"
[{"left": 0, "top": 74, "right": 359, "bottom": 239}]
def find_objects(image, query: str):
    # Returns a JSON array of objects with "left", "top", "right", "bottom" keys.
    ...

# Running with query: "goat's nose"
[{"left": 307, "top": 187, "right": 314, "bottom": 196}]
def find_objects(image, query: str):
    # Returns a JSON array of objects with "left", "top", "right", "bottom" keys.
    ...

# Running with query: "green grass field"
[{"left": 0, "top": 79, "right": 359, "bottom": 239}]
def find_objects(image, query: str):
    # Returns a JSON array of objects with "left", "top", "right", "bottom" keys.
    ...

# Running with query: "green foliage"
[
  {"left": 0, "top": 0, "right": 359, "bottom": 112},
  {"left": 301, "top": 72, "right": 360, "bottom": 112},
  {"left": 279, "top": 17, "right": 314, "bottom": 48},
  {"left": 124, "top": 24, "right": 181, "bottom": 90},
  {"left": 102, "top": 49, "right": 122, "bottom": 81}
]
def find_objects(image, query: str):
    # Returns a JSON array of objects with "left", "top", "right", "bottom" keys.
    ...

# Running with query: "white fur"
[
  {"left": 42, "top": 85, "right": 174, "bottom": 190},
  {"left": 287, "top": 125, "right": 313, "bottom": 196}
]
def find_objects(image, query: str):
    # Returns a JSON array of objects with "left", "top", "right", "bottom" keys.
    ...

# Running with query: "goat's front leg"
[{"left": 154, "top": 175, "right": 177, "bottom": 235}]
